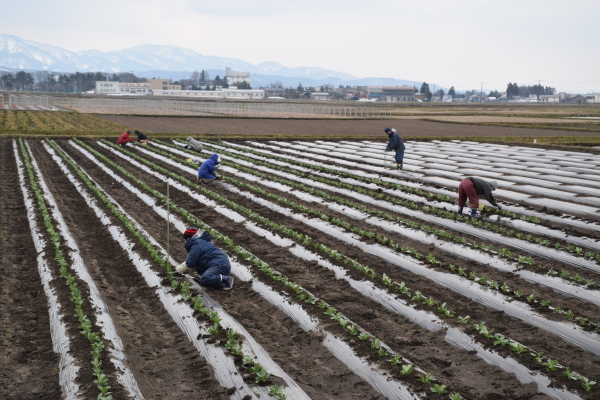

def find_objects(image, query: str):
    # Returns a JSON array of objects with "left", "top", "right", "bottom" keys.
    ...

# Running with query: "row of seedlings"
[
  {"left": 48, "top": 139, "right": 295, "bottom": 400},
  {"left": 105, "top": 140, "right": 588, "bottom": 396},
  {"left": 149, "top": 140, "right": 598, "bottom": 396},
  {"left": 18, "top": 139, "right": 116, "bottom": 400},
  {"left": 93, "top": 138, "right": 472, "bottom": 399}
]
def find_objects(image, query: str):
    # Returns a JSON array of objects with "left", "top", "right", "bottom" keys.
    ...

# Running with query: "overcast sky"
[{"left": 3, "top": 0, "right": 599, "bottom": 93}]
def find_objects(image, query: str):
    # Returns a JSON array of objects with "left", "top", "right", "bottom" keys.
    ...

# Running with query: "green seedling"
[
  {"left": 430, "top": 384, "right": 447, "bottom": 395},
  {"left": 417, "top": 373, "right": 434, "bottom": 383},
  {"left": 542, "top": 359, "right": 562, "bottom": 371},
  {"left": 268, "top": 385, "right": 287, "bottom": 400},
  {"left": 562, "top": 367, "right": 578, "bottom": 381},
  {"left": 493, "top": 334, "right": 509, "bottom": 346},
  {"left": 346, "top": 324, "right": 359, "bottom": 336},
  {"left": 566, "top": 310, "right": 575, "bottom": 319},
  {"left": 540, "top": 300, "right": 550, "bottom": 307},
  {"left": 371, "top": 338, "right": 382, "bottom": 349},
  {"left": 532, "top": 352, "right": 544, "bottom": 363},
  {"left": 578, "top": 317, "right": 588, "bottom": 326},
  {"left": 509, "top": 342, "right": 528, "bottom": 354},
  {"left": 400, "top": 364, "right": 414, "bottom": 375},
  {"left": 255, "top": 369, "right": 270, "bottom": 383},
  {"left": 514, "top": 290, "right": 523, "bottom": 297},
  {"left": 579, "top": 377, "right": 596, "bottom": 392},
  {"left": 500, "top": 283, "right": 510, "bottom": 292},
  {"left": 389, "top": 354, "right": 402, "bottom": 365},
  {"left": 526, "top": 294, "right": 536, "bottom": 303},
  {"left": 358, "top": 333, "right": 372, "bottom": 341},
  {"left": 378, "top": 347, "right": 387, "bottom": 357},
  {"left": 449, "top": 393, "right": 462, "bottom": 400},
  {"left": 457, "top": 316, "right": 470, "bottom": 324}
]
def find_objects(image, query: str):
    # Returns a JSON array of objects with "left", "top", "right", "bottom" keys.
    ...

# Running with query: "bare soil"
[
  {"left": 3, "top": 136, "right": 600, "bottom": 399},
  {"left": 97, "top": 115, "right": 600, "bottom": 138}
]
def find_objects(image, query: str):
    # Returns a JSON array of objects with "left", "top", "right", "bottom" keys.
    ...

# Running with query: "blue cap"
[{"left": 384, "top": 127, "right": 392, "bottom": 132}]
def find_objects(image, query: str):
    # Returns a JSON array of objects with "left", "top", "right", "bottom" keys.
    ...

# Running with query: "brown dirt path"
[
  {"left": 0, "top": 139, "right": 62, "bottom": 400},
  {"left": 97, "top": 115, "right": 600, "bottom": 138},
  {"left": 27, "top": 140, "right": 228, "bottom": 399}
]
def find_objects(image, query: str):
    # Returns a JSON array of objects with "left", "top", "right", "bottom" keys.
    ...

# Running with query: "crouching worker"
[
  {"left": 176, "top": 227, "right": 234, "bottom": 290},
  {"left": 117, "top": 131, "right": 134, "bottom": 147},
  {"left": 134, "top": 130, "right": 149, "bottom": 145},
  {"left": 457, "top": 177, "right": 502, "bottom": 217},
  {"left": 198, "top": 153, "right": 222, "bottom": 184},
  {"left": 185, "top": 137, "right": 204, "bottom": 152}
]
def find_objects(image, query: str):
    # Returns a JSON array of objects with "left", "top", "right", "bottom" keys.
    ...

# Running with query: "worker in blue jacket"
[
  {"left": 198, "top": 153, "right": 222, "bottom": 183},
  {"left": 384, "top": 127, "right": 406, "bottom": 170},
  {"left": 176, "top": 227, "right": 234, "bottom": 290}
]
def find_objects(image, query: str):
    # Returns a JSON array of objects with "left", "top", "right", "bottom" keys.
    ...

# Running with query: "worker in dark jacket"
[
  {"left": 458, "top": 177, "right": 502, "bottom": 217},
  {"left": 117, "top": 131, "right": 134, "bottom": 147},
  {"left": 176, "top": 227, "right": 233, "bottom": 290},
  {"left": 134, "top": 130, "right": 149, "bottom": 145},
  {"left": 384, "top": 127, "right": 406, "bottom": 170},
  {"left": 198, "top": 153, "right": 222, "bottom": 183}
]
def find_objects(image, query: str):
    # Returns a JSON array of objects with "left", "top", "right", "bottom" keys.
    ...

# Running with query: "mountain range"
[{"left": 0, "top": 34, "right": 424, "bottom": 88}]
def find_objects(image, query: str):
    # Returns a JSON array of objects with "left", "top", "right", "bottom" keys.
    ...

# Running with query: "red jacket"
[{"left": 117, "top": 132, "right": 134, "bottom": 145}]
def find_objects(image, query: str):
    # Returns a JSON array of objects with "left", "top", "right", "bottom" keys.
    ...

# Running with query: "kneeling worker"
[
  {"left": 198, "top": 153, "right": 222, "bottom": 184},
  {"left": 134, "top": 130, "right": 149, "bottom": 145},
  {"left": 185, "top": 137, "right": 204, "bottom": 152},
  {"left": 457, "top": 177, "right": 502, "bottom": 217},
  {"left": 176, "top": 227, "right": 234, "bottom": 290}
]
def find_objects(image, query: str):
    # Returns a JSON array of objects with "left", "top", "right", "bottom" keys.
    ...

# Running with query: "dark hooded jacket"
[
  {"left": 467, "top": 177, "right": 499, "bottom": 208},
  {"left": 198, "top": 153, "right": 219, "bottom": 179},
  {"left": 385, "top": 131, "right": 406, "bottom": 152},
  {"left": 134, "top": 130, "right": 148, "bottom": 140},
  {"left": 184, "top": 232, "right": 231, "bottom": 275}
]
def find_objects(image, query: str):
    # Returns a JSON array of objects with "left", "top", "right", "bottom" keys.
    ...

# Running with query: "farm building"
[
  {"left": 95, "top": 81, "right": 150, "bottom": 95},
  {"left": 358, "top": 85, "right": 417, "bottom": 102}
]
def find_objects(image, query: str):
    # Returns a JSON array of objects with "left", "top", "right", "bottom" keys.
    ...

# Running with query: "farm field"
[
  {"left": 96, "top": 115, "right": 600, "bottom": 141},
  {"left": 2, "top": 136, "right": 600, "bottom": 400}
]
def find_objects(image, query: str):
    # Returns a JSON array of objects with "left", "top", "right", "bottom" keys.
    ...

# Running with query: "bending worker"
[
  {"left": 185, "top": 137, "right": 204, "bottom": 152},
  {"left": 198, "top": 153, "right": 222, "bottom": 184},
  {"left": 458, "top": 177, "right": 502, "bottom": 217},
  {"left": 117, "top": 131, "right": 134, "bottom": 147},
  {"left": 134, "top": 130, "right": 149, "bottom": 145},
  {"left": 176, "top": 227, "right": 234, "bottom": 290},
  {"left": 384, "top": 127, "right": 406, "bottom": 170}
]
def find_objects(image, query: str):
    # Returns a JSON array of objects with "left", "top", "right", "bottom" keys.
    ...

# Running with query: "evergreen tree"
[
  {"left": 448, "top": 86, "right": 456, "bottom": 97},
  {"left": 420, "top": 82, "right": 430, "bottom": 94}
]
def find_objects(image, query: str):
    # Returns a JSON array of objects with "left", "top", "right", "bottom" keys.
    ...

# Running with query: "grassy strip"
[
  {"left": 59, "top": 138, "right": 282, "bottom": 394},
  {"left": 120, "top": 139, "right": 596, "bottom": 395},
  {"left": 196, "top": 139, "right": 600, "bottom": 268},
  {"left": 420, "top": 117, "right": 600, "bottom": 134},
  {"left": 18, "top": 138, "right": 114, "bottom": 400}
]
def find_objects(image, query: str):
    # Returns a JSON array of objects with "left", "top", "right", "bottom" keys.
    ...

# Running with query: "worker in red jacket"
[{"left": 117, "top": 131, "right": 134, "bottom": 146}]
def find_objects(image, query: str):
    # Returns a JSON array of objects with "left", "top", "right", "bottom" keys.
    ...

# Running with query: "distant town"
[{"left": 1, "top": 67, "right": 598, "bottom": 104}]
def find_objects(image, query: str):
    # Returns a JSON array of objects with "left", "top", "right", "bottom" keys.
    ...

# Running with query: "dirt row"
[
  {"left": 31, "top": 139, "right": 389, "bottom": 400},
  {"left": 64, "top": 139, "right": 599, "bottom": 398},
  {"left": 97, "top": 115, "right": 600, "bottom": 138}
]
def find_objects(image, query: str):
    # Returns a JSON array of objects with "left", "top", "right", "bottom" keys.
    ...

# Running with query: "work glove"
[
  {"left": 176, "top": 261, "right": 194, "bottom": 275},
  {"left": 497, "top": 205, "right": 503, "bottom": 211},
  {"left": 457, "top": 207, "right": 463, "bottom": 216},
  {"left": 470, "top": 208, "right": 478, "bottom": 218},
  {"left": 216, "top": 175, "right": 223, "bottom": 181}
]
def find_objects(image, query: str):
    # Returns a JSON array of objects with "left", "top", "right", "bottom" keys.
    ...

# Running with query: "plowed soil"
[
  {"left": 97, "top": 115, "right": 600, "bottom": 138},
  {"left": 3, "top": 137, "right": 600, "bottom": 399}
]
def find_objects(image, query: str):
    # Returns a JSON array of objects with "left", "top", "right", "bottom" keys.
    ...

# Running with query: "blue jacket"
[
  {"left": 385, "top": 131, "right": 406, "bottom": 152},
  {"left": 184, "top": 232, "right": 231, "bottom": 275},
  {"left": 198, "top": 154, "right": 220, "bottom": 179}
]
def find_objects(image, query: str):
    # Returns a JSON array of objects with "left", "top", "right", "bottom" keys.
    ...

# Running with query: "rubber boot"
[
  {"left": 396, "top": 163, "right": 403, "bottom": 171},
  {"left": 470, "top": 208, "right": 478, "bottom": 218},
  {"left": 457, "top": 207, "right": 463, "bottom": 216}
]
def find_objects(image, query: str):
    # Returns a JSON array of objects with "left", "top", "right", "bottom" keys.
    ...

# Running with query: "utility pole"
[
  {"left": 537, "top": 80, "right": 540, "bottom": 102},
  {"left": 480, "top": 83, "right": 483, "bottom": 99},
  {"left": 131, "top": 71, "right": 134, "bottom": 83}
]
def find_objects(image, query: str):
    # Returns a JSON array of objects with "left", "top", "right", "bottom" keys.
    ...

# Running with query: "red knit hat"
[{"left": 183, "top": 227, "right": 198, "bottom": 238}]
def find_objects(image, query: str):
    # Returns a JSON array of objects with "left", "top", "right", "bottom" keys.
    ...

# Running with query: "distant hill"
[{"left": 0, "top": 34, "right": 426, "bottom": 88}]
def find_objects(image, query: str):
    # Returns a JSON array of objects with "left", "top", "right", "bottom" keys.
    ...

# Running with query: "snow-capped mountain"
[{"left": 0, "top": 34, "right": 357, "bottom": 80}]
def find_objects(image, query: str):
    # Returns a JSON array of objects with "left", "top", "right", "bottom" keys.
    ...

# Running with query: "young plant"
[
  {"left": 417, "top": 373, "right": 434, "bottom": 383},
  {"left": 579, "top": 377, "right": 596, "bottom": 392},
  {"left": 457, "top": 316, "right": 470, "bottom": 324},
  {"left": 430, "top": 384, "right": 447, "bottom": 395},
  {"left": 268, "top": 385, "right": 287, "bottom": 400},
  {"left": 400, "top": 364, "right": 414, "bottom": 375},
  {"left": 509, "top": 342, "right": 528, "bottom": 354},
  {"left": 542, "top": 359, "right": 562, "bottom": 371},
  {"left": 449, "top": 393, "right": 462, "bottom": 400},
  {"left": 358, "top": 333, "right": 372, "bottom": 341},
  {"left": 389, "top": 354, "right": 402, "bottom": 365}
]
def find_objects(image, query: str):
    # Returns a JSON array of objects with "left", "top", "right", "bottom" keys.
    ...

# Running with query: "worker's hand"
[
  {"left": 215, "top": 175, "right": 223, "bottom": 181},
  {"left": 497, "top": 205, "right": 503, "bottom": 211},
  {"left": 176, "top": 261, "right": 194, "bottom": 275}
]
